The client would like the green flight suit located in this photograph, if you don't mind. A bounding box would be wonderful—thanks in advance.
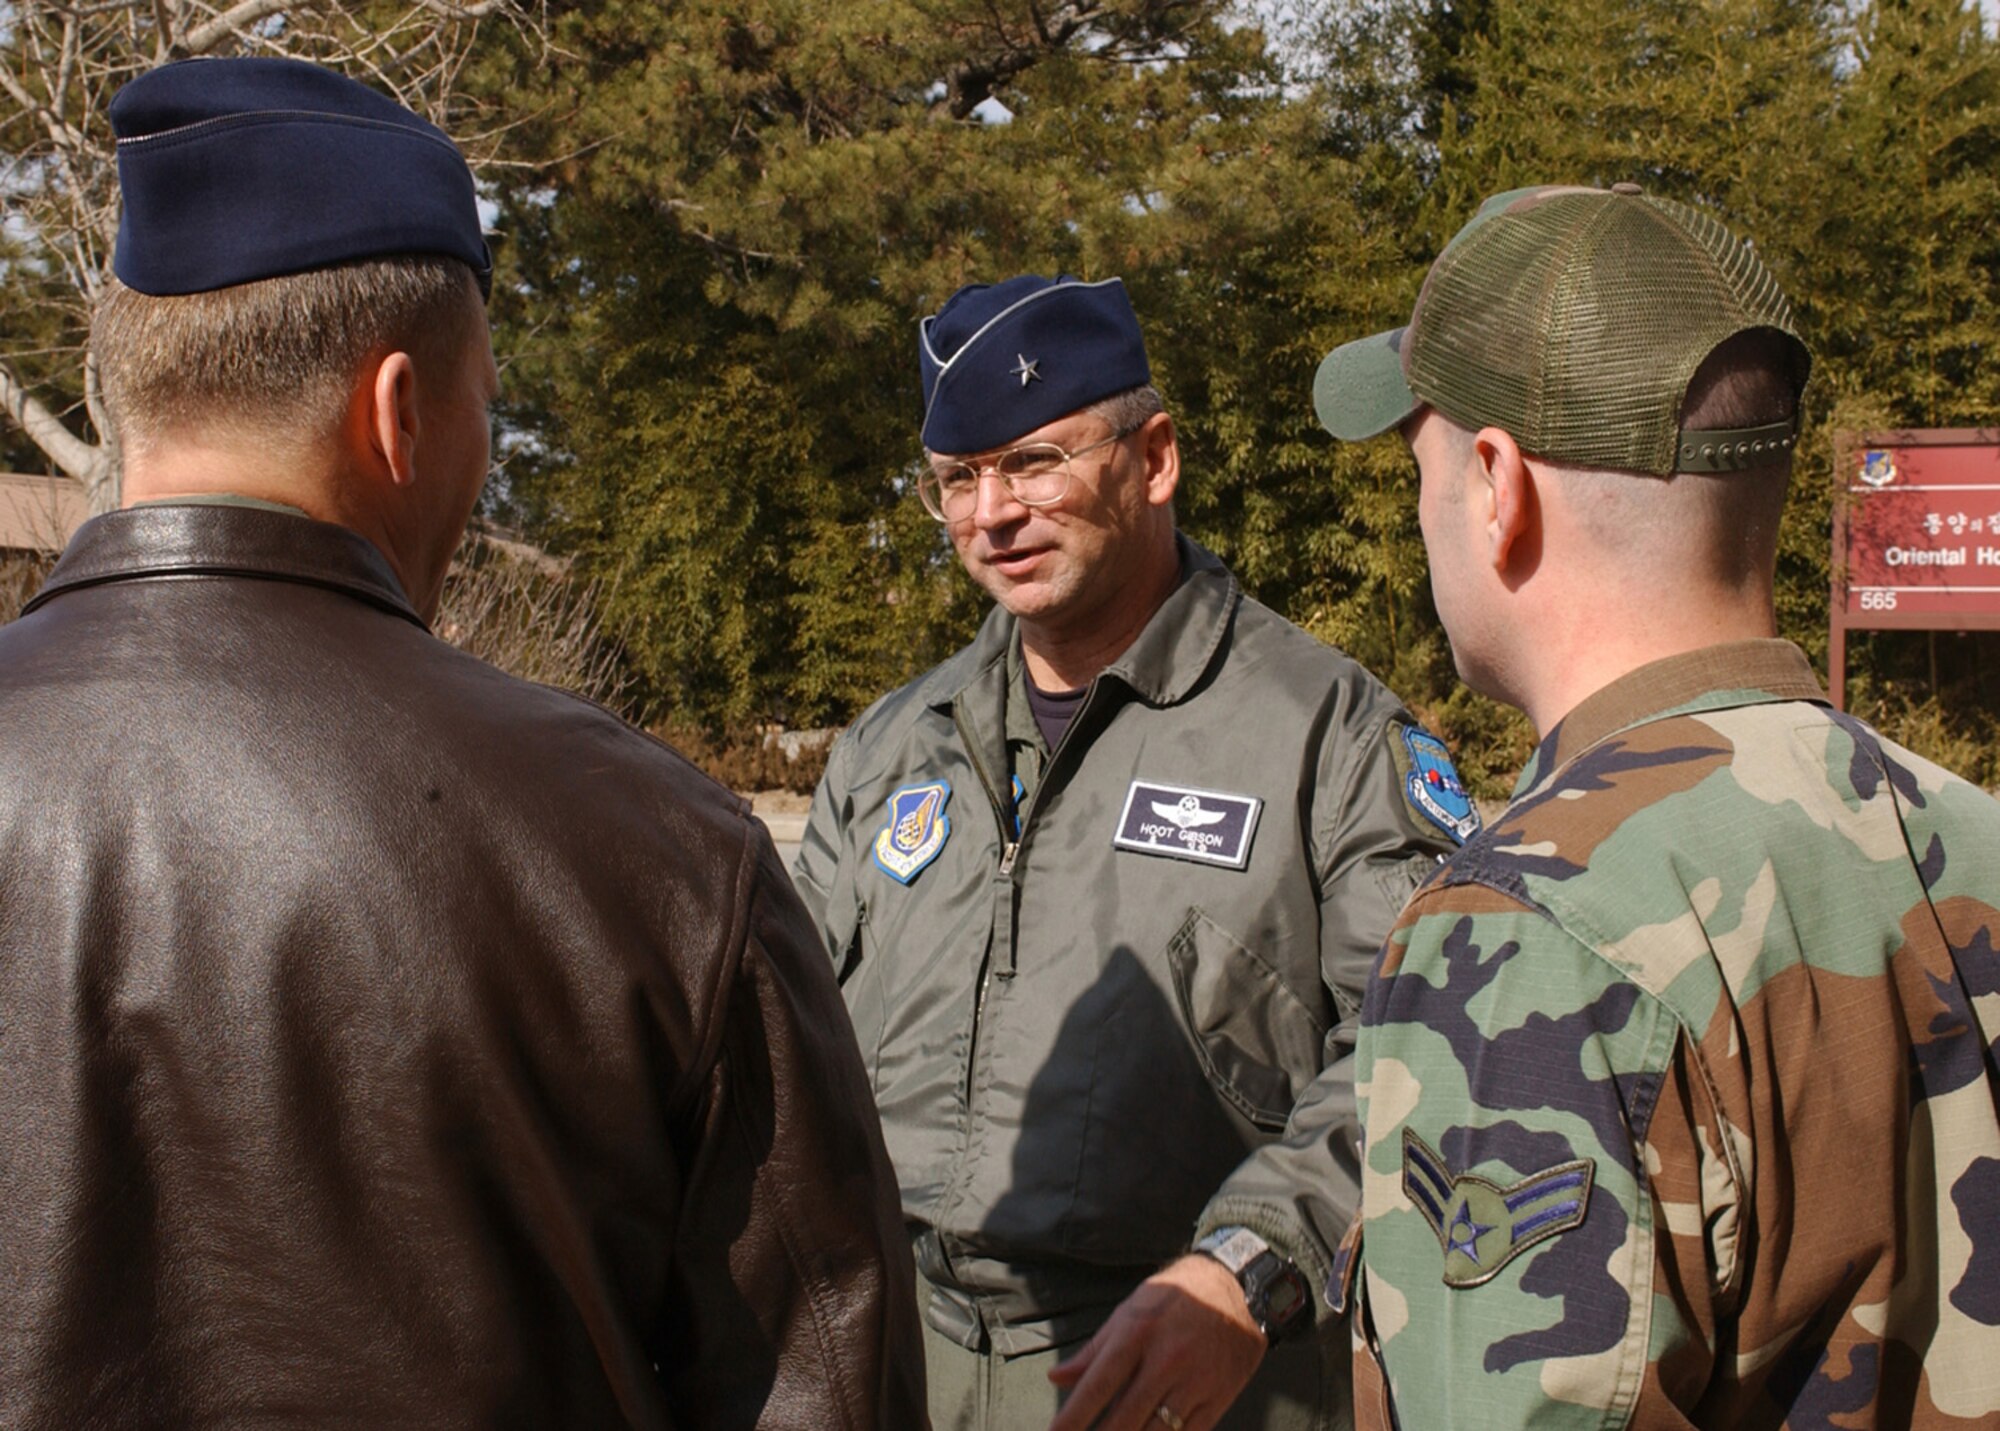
[793,538,1463,1425]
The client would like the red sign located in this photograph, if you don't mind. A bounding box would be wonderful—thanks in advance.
[1841,441,2000,617]
[1830,430,2000,709]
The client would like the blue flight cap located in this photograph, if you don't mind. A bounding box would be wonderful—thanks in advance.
[918,275,1151,453]
[110,57,492,299]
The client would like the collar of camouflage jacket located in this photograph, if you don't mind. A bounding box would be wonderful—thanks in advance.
[1516,639,1828,800]
[920,532,1241,710]
[28,502,423,628]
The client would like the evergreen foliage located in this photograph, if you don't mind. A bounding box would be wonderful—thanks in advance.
[7,0,1996,784]
[478,0,1420,725]
[474,0,2000,786]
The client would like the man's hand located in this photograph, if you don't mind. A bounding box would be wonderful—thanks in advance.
[1046,1253,1266,1431]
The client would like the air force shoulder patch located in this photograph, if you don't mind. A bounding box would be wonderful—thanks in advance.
[873,780,951,885]
[1396,725,1481,844]
[1403,1130,1594,1289]
[1113,780,1262,870]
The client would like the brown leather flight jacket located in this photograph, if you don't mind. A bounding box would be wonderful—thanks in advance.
[0,507,924,1429]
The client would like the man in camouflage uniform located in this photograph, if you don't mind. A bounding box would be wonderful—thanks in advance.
[1312,184,2000,1426]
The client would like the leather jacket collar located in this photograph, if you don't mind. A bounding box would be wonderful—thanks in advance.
[28,504,423,628]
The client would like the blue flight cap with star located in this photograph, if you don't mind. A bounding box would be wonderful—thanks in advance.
[110,56,492,299]
[918,275,1151,454]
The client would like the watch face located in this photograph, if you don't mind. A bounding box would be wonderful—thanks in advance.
[1260,1264,1311,1334]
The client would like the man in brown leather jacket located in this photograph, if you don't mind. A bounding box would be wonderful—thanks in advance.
[0,56,923,1429]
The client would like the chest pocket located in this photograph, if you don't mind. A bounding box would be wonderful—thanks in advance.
[1166,907,1328,1131]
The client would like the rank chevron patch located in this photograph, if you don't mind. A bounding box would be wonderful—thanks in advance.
[1402,1129,1595,1289]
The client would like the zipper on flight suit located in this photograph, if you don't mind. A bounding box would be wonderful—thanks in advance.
[1002,677,1102,867]
[935,677,1109,1298]
[956,675,1112,967]
[955,674,1109,1026]
[953,702,1024,937]
[952,703,1018,1123]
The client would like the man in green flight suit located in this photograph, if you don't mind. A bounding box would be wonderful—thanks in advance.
[792,275,1473,1430]
[1314,184,2000,1427]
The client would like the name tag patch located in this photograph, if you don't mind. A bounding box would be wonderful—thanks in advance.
[1113,780,1262,870]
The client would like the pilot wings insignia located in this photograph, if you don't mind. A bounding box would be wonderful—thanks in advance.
[1151,795,1227,830]
[1402,1130,1594,1289]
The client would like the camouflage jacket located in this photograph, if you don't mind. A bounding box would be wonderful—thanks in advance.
[1342,641,2000,1428]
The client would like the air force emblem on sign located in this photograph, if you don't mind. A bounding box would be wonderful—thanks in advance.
[1859,449,1898,489]
[1402,1130,1595,1289]
[873,780,951,885]
[1398,725,1481,844]
[1113,780,1261,869]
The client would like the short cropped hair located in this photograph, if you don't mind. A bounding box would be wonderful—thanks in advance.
[1554,329,1804,586]
[1679,327,1804,434]
[1083,383,1172,520]
[1085,383,1166,436]
[93,256,479,451]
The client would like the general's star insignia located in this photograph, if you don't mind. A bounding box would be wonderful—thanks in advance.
[1402,1129,1594,1288]
[1012,354,1042,387]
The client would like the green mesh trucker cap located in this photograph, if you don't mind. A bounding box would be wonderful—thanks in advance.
[1313,184,1810,476]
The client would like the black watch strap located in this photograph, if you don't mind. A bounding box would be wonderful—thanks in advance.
[1194,1226,1313,1344]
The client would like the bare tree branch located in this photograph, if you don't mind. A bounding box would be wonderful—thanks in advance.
[151,0,176,64]
[417,0,510,18]
[0,360,107,489]
[915,0,1210,120]
[928,0,1106,120]
[179,0,302,56]
[0,56,94,158]
[0,3,543,509]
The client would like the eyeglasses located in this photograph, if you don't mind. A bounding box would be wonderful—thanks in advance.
[917,427,1137,522]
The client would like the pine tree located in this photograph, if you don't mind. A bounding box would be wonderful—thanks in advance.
[479,1,1405,727]
[1806,0,2000,758]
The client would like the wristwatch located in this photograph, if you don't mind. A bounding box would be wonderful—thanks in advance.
[1194,1225,1312,1345]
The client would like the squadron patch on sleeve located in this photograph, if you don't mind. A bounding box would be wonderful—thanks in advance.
[1113,780,1262,869]
[872,780,952,885]
[1402,1130,1594,1289]
[1394,724,1482,844]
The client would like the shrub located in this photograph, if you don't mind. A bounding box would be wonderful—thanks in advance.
[434,528,634,717]
[0,552,53,625]
[651,719,835,795]
[1412,685,1539,807]
[1848,685,2000,792]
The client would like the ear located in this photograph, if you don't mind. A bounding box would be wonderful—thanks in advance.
[368,351,421,488]
[1139,410,1180,509]
[1472,426,1536,576]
